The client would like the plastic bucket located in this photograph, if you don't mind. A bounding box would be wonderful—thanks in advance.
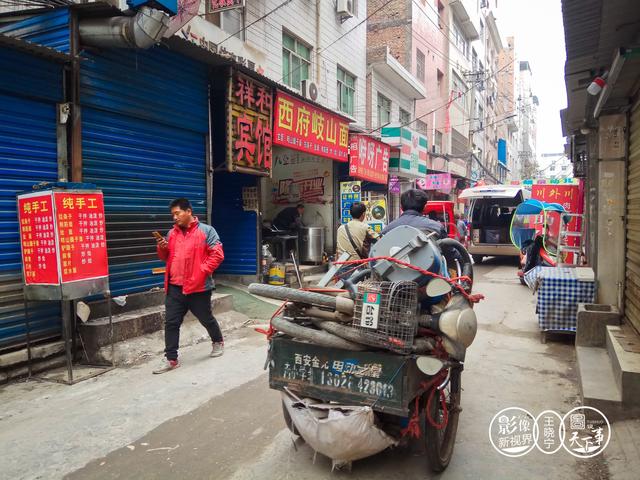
[268,263,285,285]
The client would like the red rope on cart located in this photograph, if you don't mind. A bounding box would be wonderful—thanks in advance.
[400,369,449,439]
[333,256,485,305]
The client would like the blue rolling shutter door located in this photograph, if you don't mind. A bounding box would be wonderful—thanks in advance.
[80,47,209,295]
[0,48,62,349]
[213,173,258,275]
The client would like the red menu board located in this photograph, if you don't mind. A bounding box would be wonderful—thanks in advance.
[53,192,109,283]
[348,135,390,184]
[17,190,109,286]
[273,91,350,162]
[18,192,58,285]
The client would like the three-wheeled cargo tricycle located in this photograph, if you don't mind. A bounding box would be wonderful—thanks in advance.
[250,224,480,472]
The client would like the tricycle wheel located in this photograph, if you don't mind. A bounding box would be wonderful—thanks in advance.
[424,366,462,473]
[281,399,301,436]
[472,254,483,264]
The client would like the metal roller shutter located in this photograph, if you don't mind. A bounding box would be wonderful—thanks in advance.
[0,48,62,349]
[625,101,640,332]
[213,173,258,275]
[80,47,209,295]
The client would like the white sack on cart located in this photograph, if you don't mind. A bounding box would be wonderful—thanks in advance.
[282,391,397,467]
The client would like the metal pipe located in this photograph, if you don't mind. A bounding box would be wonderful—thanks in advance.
[303,306,351,322]
[79,7,169,49]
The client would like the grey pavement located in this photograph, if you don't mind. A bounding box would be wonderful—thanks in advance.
[0,258,637,479]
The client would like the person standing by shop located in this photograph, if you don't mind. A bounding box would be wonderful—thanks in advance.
[272,204,305,231]
[153,198,225,374]
[336,202,378,260]
[455,213,468,243]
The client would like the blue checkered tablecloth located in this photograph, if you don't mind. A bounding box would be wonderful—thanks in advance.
[525,267,595,332]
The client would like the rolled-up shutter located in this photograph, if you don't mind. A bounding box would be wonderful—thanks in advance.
[625,101,640,332]
[0,48,62,349]
[80,47,208,295]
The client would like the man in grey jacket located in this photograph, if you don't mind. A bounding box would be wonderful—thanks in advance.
[381,189,447,238]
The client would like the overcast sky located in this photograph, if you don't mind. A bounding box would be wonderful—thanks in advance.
[495,0,567,168]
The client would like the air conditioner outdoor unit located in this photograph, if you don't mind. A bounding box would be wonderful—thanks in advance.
[300,79,319,101]
[336,0,354,19]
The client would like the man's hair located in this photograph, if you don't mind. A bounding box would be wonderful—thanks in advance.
[169,198,192,211]
[296,203,304,209]
[400,189,428,212]
[350,202,367,219]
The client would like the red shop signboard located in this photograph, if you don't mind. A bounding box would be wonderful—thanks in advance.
[228,70,273,175]
[348,135,390,185]
[273,91,350,162]
[17,191,109,285]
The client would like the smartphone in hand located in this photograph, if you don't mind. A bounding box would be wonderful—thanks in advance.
[153,231,168,248]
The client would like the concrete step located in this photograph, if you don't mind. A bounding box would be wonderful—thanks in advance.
[285,263,328,276]
[576,345,622,417]
[301,273,328,287]
[78,293,235,352]
[606,325,640,407]
[0,340,67,383]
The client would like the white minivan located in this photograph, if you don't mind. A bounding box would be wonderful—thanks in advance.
[459,185,531,263]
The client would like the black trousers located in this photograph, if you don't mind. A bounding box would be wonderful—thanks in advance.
[164,284,224,360]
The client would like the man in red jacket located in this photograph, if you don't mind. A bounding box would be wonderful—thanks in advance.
[153,198,225,374]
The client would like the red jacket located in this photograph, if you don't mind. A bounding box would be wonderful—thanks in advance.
[157,218,224,294]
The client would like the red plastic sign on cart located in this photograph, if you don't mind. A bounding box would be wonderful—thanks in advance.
[18,191,109,285]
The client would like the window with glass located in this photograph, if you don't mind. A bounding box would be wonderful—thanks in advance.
[377,93,391,126]
[435,130,443,153]
[207,8,244,40]
[452,71,466,107]
[337,67,356,116]
[282,32,311,90]
[399,107,411,125]
[415,119,428,135]
[416,49,425,84]
[452,19,469,58]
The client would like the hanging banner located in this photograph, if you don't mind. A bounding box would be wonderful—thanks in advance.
[208,0,244,14]
[348,135,390,184]
[416,173,452,193]
[380,125,427,179]
[17,190,109,287]
[340,181,362,224]
[227,69,273,175]
[273,91,350,162]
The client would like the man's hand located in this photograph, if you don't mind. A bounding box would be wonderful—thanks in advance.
[156,237,168,249]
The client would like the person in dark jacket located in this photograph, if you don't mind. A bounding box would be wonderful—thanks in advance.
[272,204,305,231]
[381,189,447,238]
[153,198,225,374]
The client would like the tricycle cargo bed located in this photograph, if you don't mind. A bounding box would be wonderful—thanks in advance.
[268,336,427,416]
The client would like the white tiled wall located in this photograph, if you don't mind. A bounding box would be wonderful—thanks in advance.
[370,71,415,130]
[243,0,368,128]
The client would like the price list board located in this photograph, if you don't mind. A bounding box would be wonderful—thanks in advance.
[17,192,59,285]
[17,190,109,295]
[53,192,108,283]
